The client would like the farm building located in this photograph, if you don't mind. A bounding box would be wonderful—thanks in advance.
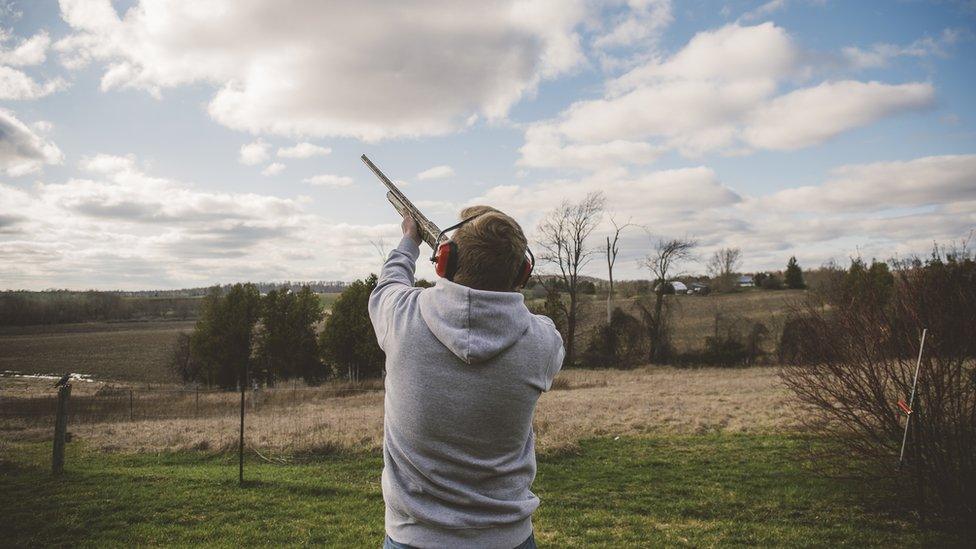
[738,275,755,287]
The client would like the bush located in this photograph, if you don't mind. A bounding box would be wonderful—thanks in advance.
[696,314,767,367]
[582,308,644,368]
[760,274,784,290]
[780,251,976,522]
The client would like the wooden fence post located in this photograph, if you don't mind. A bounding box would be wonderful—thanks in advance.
[52,384,71,476]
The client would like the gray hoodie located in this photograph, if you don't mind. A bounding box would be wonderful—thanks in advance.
[368,236,565,548]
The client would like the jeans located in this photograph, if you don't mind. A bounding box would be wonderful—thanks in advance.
[383,532,537,549]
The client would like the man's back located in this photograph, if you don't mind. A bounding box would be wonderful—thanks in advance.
[369,237,564,548]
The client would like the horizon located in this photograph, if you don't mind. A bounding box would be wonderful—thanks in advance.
[1,0,974,291]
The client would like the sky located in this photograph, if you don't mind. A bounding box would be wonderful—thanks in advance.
[0,0,974,290]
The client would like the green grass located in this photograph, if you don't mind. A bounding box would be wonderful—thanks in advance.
[2,434,967,547]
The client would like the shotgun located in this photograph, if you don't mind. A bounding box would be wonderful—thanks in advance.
[361,154,445,251]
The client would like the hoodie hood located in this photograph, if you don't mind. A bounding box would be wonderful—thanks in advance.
[418,278,532,364]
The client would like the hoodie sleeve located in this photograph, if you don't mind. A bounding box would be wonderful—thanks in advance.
[369,236,421,350]
[536,315,566,391]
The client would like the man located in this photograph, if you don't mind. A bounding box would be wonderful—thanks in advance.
[369,206,565,549]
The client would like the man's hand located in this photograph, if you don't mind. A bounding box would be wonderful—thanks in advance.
[402,215,421,246]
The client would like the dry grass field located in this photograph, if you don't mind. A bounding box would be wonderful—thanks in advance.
[662,289,806,352]
[531,288,807,357]
[0,366,797,455]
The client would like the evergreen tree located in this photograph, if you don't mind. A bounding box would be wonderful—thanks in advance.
[254,286,326,385]
[785,256,806,289]
[189,283,261,389]
[318,274,385,381]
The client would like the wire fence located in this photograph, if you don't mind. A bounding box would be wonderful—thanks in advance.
[0,380,386,458]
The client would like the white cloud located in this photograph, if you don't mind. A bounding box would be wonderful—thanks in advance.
[0,153,419,288]
[55,0,588,140]
[277,142,332,159]
[842,28,962,69]
[303,174,354,187]
[80,152,137,175]
[0,66,67,100]
[740,0,787,22]
[521,23,937,169]
[593,0,673,50]
[742,80,934,150]
[238,139,270,165]
[0,30,51,66]
[474,166,741,221]
[261,162,285,176]
[416,165,455,180]
[0,108,64,176]
[519,125,662,170]
[760,154,976,212]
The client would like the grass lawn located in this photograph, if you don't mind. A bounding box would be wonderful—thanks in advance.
[1,434,967,547]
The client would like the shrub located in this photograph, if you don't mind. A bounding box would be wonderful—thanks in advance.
[697,314,767,367]
[780,250,976,522]
[582,308,644,368]
[760,274,784,290]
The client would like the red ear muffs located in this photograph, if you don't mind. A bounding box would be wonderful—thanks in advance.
[514,256,534,289]
[434,241,460,280]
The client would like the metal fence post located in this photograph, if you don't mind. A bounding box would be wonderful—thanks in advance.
[52,384,71,476]
[239,363,247,486]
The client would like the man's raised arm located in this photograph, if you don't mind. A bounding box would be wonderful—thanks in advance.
[367,216,422,349]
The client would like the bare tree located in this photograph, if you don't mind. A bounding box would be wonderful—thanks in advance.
[707,247,742,292]
[369,238,389,266]
[605,216,634,324]
[537,192,606,367]
[639,237,696,363]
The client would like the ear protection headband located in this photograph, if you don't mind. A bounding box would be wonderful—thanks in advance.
[430,213,535,289]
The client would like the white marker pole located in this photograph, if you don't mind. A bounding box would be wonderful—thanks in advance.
[899,328,928,466]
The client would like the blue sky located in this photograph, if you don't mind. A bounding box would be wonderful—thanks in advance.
[0,0,973,290]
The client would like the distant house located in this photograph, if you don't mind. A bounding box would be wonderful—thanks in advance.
[738,275,755,287]
[688,282,710,295]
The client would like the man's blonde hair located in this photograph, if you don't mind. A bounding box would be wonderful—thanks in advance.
[451,205,528,292]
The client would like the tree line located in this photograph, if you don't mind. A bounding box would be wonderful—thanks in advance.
[0,291,200,326]
[172,279,386,389]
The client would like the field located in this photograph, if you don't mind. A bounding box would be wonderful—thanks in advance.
[0,321,195,383]
[2,288,969,545]
[661,289,805,352]
[528,288,806,355]
[1,435,966,547]
[0,292,342,384]
[1,367,795,454]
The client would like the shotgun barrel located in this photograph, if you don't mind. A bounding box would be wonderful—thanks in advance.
[361,154,444,251]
